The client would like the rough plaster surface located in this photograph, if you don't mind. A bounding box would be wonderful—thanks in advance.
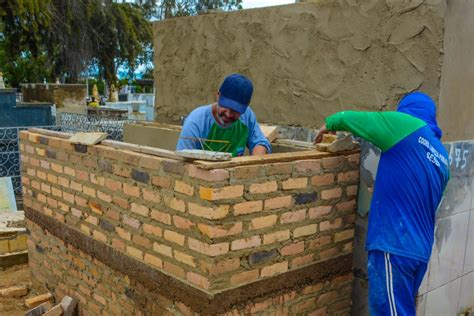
[153,0,445,128]
[438,0,474,141]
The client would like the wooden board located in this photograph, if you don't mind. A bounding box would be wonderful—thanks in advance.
[28,128,71,139]
[260,125,279,143]
[193,150,340,169]
[101,140,183,160]
[176,149,232,161]
[69,132,107,145]
[274,139,315,149]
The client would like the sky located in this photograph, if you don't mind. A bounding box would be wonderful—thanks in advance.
[241,0,295,9]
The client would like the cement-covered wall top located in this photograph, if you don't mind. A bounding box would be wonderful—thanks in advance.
[153,1,445,128]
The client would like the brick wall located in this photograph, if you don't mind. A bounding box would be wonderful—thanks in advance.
[20,129,359,314]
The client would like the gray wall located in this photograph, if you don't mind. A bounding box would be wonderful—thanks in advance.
[153,0,445,128]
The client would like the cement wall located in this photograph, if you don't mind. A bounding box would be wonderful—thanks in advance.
[153,1,445,128]
[22,84,86,109]
[437,0,474,141]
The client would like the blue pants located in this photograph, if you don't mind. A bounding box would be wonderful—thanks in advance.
[368,250,428,316]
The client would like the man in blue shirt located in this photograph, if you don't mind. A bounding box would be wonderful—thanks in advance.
[315,92,449,315]
[176,74,271,157]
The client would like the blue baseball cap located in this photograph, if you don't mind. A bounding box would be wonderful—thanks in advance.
[218,74,253,114]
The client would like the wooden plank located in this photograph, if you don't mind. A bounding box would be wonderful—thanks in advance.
[274,139,315,149]
[25,292,54,308]
[101,140,184,161]
[28,128,71,139]
[25,302,52,316]
[193,150,340,169]
[43,303,63,316]
[260,125,279,143]
[68,132,107,145]
[176,149,232,161]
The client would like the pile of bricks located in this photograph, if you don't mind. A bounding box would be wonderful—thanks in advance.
[20,129,359,315]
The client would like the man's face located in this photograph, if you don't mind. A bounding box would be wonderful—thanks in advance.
[216,104,241,127]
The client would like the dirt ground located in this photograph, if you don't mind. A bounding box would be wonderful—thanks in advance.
[0,264,36,316]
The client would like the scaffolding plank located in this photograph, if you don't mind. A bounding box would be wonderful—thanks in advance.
[101,140,183,160]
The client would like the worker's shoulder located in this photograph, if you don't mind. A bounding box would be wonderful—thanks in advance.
[186,104,213,121]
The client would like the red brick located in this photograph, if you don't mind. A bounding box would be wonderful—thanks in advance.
[335,229,355,242]
[231,236,261,250]
[293,224,317,238]
[322,156,346,169]
[233,165,264,179]
[187,165,229,181]
[90,174,105,186]
[319,247,339,260]
[263,230,290,244]
[71,208,82,218]
[295,159,321,173]
[144,253,163,268]
[280,241,305,256]
[113,164,131,177]
[260,261,288,277]
[311,174,335,187]
[37,170,46,180]
[188,203,230,219]
[282,177,308,190]
[308,206,332,219]
[41,183,51,194]
[85,215,98,226]
[164,230,185,246]
[151,210,172,225]
[47,173,57,184]
[40,160,50,170]
[336,199,356,213]
[123,183,140,197]
[113,196,129,210]
[175,250,196,267]
[131,203,149,216]
[133,234,151,248]
[187,272,210,289]
[89,201,103,214]
[163,261,186,279]
[321,187,342,200]
[164,197,186,212]
[347,153,360,167]
[126,245,143,260]
[319,218,343,231]
[337,170,359,183]
[230,269,259,286]
[138,156,161,170]
[266,163,293,175]
[250,215,277,230]
[346,185,358,197]
[70,180,82,192]
[92,230,107,243]
[97,191,112,203]
[280,209,306,224]
[29,157,39,167]
[151,175,172,188]
[76,170,89,181]
[173,215,195,230]
[142,189,161,203]
[291,254,314,268]
[316,291,338,304]
[264,196,292,210]
[153,242,172,257]
[123,215,141,230]
[199,185,244,201]
[64,166,75,177]
[249,181,278,194]
[74,195,87,207]
[188,238,229,257]
[307,236,332,250]
[115,227,131,241]
[143,223,163,237]
[58,177,69,188]
[83,186,96,198]
[197,222,242,238]
[302,283,324,295]
[233,200,263,215]
[105,178,122,191]
[200,258,241,276]
[175,180,194,196]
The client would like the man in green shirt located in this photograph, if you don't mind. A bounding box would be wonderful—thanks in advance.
[176,74,271,157]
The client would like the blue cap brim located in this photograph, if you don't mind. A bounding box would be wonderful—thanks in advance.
[218,95,248,114]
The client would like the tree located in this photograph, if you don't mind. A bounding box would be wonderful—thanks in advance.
[0,0,151,87]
